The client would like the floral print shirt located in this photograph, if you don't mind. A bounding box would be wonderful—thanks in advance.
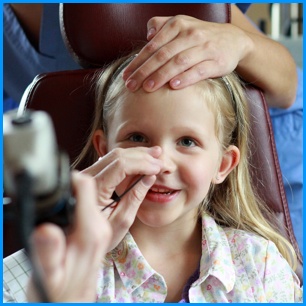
[3,214,302,303]
[96,214,302,303]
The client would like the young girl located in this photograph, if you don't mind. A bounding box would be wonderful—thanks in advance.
[73,51,302,302]
[3,51,302,303]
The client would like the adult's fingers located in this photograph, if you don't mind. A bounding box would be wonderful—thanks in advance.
[63,173,112,297]
[146,16,172,40]
[95,158,160,207]
[123,16,211,92]
[28,172,112,302]
[109,175,156,225]
[82,147,163,208]
[169,59,235,90]
[123,16,174,82]
[138,44,214,92]
[67,172,112,258]
[31,224,66,284]
[52,173,111,301]
[103,175,156,251]
[82,146,162,177]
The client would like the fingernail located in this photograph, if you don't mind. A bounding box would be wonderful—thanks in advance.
[142,175,156,187]
[145,79,155,90]
[170,79,181,88]
[126,79,137,91]
[147,27,156,40]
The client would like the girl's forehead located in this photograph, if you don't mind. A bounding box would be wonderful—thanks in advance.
[114,85,216,126]
[120,84,219,121]
[124,83,207,104]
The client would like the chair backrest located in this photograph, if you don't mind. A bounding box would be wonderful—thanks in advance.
[11,4,302,282]
[59,3,230,68]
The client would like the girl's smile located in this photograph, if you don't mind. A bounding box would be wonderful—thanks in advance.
[145,184,180,204]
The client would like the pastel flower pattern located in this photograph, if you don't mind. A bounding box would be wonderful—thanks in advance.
[95,213,302,303]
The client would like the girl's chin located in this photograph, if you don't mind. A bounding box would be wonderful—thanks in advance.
[135,214,175,229]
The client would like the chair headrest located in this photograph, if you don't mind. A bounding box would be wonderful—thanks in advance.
[60,3,230,68]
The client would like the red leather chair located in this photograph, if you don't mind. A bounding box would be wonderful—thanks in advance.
[6,4,302,282]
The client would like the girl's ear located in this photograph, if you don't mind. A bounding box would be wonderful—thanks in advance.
[92,129,107,157]
[212,145,240,184]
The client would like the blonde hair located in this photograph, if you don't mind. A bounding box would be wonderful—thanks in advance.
[73,51,297,270]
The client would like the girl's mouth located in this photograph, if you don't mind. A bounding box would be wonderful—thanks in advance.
[145,185,179,203]
[150,186,175,195]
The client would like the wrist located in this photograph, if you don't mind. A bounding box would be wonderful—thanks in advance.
[236,29,255,71]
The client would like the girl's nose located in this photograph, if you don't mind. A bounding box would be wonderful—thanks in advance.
[158,150,177,174]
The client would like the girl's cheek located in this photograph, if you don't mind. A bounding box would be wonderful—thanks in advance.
[183,165,213,192]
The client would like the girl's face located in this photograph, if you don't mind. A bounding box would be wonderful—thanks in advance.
[103,85,237,228]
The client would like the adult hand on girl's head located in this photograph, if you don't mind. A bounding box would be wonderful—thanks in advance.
[27,172,112,302]
[123,15,252,93]
[82,146,163,251]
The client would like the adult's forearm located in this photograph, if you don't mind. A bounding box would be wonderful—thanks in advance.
[232,5,297,108]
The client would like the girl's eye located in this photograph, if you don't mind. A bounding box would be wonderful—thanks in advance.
[129,134,146,143]
[178,138,196,147]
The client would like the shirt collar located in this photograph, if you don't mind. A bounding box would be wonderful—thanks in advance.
[114,232,161,294]
[113,214,236,294]
[195,213,236,292]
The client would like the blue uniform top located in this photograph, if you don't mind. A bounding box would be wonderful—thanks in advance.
[3,4,81,109]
